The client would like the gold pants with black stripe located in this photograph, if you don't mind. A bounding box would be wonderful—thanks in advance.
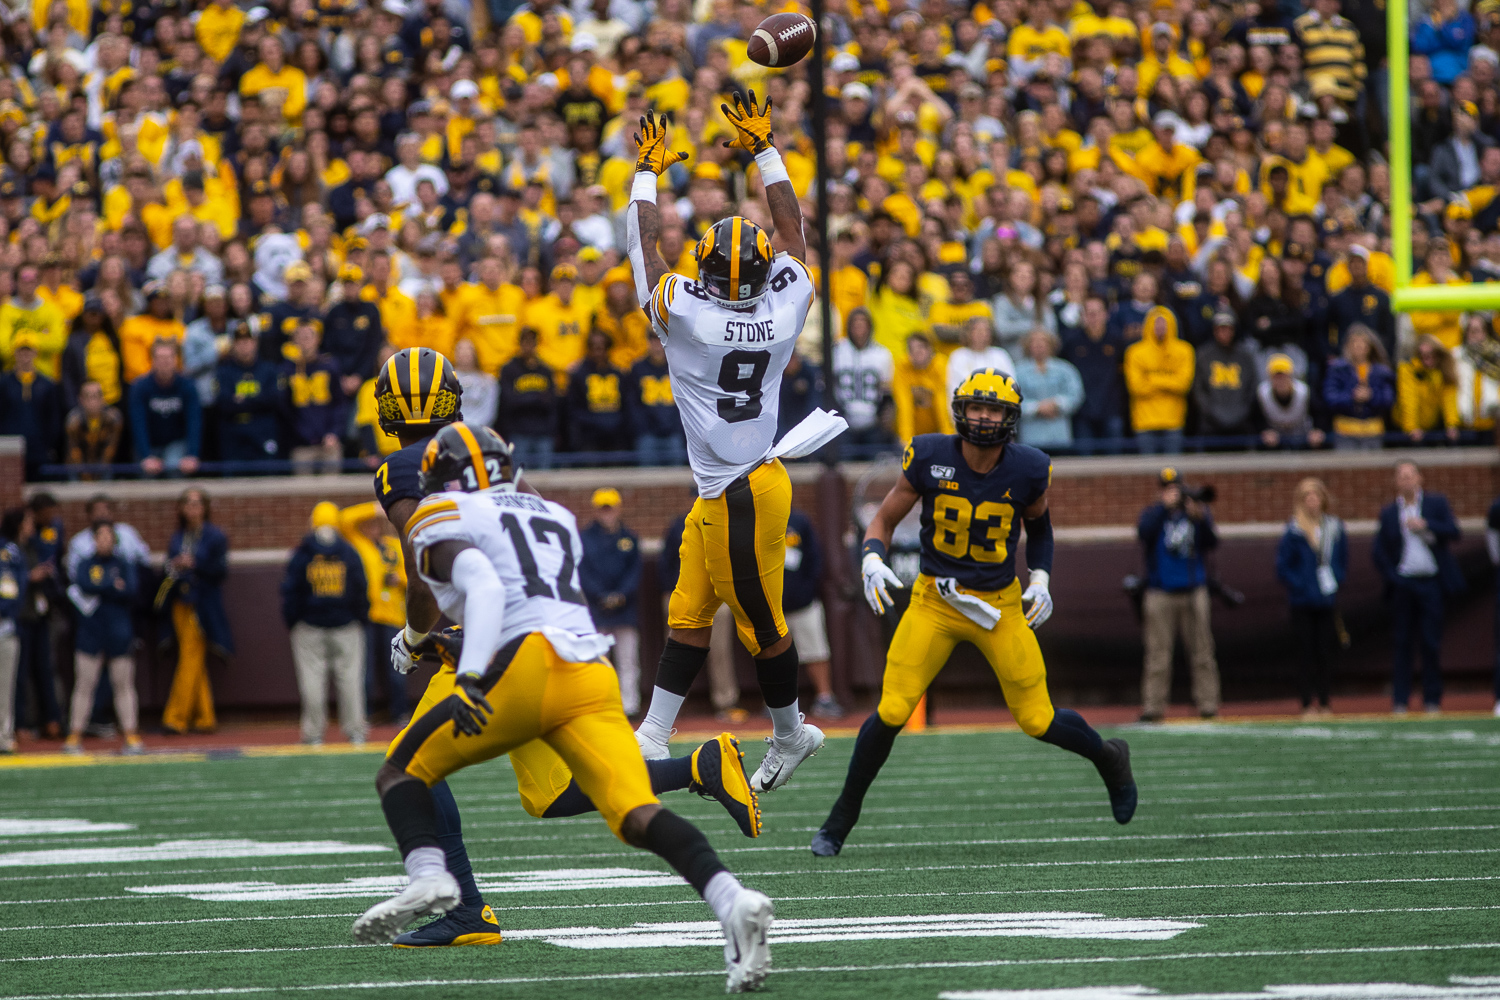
[877,575,1056,737]
[668,459,791,655]
[386,633,658,839]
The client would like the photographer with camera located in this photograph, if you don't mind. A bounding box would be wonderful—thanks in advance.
[1137,468,1222,722]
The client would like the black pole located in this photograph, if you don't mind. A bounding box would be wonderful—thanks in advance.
[807,0,836,467]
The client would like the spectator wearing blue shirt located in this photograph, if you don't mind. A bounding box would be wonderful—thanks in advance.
[1323,326,1395,450]
[1137,467,1221,722]
[0,335,61,478]
[579,488,642,715]
[0,511,27,753]
[1063,295,1126,454]
[63,524,143,756]
[1412,0,1476,86]
[783,509,841,718]
[1373,462,1464,714]
[129,339,202,476]
[15,497,63,740]
[282,502,370,745]
[1013,329,1084,448]
[627,334,684,466]
[279,322,347,475]
[1275,479,1348,719]
[215,327,283,468]
[567,331,631,457]
[161,489,233,735]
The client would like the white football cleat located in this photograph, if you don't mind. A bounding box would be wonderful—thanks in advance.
[351,872,461,944]
[749,718,824,792]
[635,727,672,761]
[722,889,773,993]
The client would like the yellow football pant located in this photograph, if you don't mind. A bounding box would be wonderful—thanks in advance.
[668,459,791,655]
[878,575,1056,737]
[387,633,658,839]
[162,601,215,732]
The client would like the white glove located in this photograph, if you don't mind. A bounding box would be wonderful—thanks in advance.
[861,551,904,615]
[1022,569,1053,630]
[390,626,427,675]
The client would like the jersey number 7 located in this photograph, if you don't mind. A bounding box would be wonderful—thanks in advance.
[717,349,771,423]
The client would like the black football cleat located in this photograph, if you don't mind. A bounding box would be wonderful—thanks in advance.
[391,902,502,947]
[1096,737,1138,824]
[690,733,762,838]
[810,827,844,857]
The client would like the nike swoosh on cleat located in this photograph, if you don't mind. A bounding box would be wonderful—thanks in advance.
[760,765,783,787]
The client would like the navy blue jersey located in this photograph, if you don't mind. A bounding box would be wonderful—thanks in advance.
[900,434,1052,591]
[374,436,434,518]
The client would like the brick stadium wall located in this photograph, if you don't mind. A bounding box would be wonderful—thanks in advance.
[19,447,1499,552]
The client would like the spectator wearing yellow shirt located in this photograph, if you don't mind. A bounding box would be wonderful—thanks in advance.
[455,256,526,374]
[869,259,929,357]
[892,333,954,443]
[0,265,69,379]
[239,36,308,127]
[827,232,870,326]
[572,246,608,321]
[353,344,402,463]
[928,271,994,361]
[1131,115,1202,202]
[1408,243,1467,350]
[362,253,417,344]
[1138,22,1200,96]
[337,500,409,724]
[391,289,457,360]
[527,263,590,383]
[119,286,187,383]
[1007,7,1072,79]
[591,268,650,370]
[1396,336,1461,443]
[196,0,245,63]
[37,255,82,324]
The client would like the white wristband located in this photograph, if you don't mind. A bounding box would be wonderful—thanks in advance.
[403,625,429,647]
[754,146,789,187]
[631,171,658,203]
[1028,569,1050,590]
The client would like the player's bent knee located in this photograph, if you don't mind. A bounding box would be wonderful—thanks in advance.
[620,802,661,847]
[1015,703,1055,738]
[876,695,915,728]
[374,760,413,798]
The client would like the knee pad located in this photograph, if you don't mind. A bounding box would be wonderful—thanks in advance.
[1015,701,1055,738]
[876,693,916,728]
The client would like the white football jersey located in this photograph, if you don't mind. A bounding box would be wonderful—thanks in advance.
[406,490,602,654]
[647,253,815,498]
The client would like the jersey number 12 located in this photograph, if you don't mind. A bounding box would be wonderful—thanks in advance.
[500,513,586,605]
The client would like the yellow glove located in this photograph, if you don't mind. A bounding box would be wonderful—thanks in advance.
[721,90,775,154]
[634,109,689,175]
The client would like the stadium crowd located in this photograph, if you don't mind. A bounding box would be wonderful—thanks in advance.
[0,0,1496,476]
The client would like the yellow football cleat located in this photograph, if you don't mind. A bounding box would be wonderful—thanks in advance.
[690,733,762,838]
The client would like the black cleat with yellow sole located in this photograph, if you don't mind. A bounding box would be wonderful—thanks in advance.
[392,903,503,947]
[689,733,762,838]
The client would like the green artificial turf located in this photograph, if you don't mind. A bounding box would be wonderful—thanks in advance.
[1,718,1498,1000]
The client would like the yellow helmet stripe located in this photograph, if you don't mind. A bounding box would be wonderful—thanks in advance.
[407,347,423,415]
[453,423,490,490]
[386,354,413,420]
[422,351,443,418]
[729,218,742,301]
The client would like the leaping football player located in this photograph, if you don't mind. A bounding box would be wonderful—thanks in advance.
[626,97,831,791]
[356,424,774,993]
[371,348,761,950]
[811,371,1138,857]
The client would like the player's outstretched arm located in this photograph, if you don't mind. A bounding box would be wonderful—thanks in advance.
[860,475,920,615]
[723,91,805,261]
[625,109,687,309]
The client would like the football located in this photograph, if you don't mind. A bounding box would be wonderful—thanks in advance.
[747,11,817,68]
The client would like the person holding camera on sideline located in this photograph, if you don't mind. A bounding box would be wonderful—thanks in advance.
[1137,468,1221,722]
[1275,479,1347,719]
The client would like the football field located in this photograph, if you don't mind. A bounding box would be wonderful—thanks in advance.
[2,717,1499,1000]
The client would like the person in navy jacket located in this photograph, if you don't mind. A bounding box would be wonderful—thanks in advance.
[0,516,27,753]
[579,488,642,715]
[1275,479,1348,718]
[65,523,143,755]
[1372,461,1463,713]
[161,489,233,734]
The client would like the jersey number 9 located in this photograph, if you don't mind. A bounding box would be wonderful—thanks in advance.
[933,496,1015,564]
[716,349,772,423]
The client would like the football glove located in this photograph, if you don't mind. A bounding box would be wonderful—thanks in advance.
[721,90,775,154]
[634,109,689,175]
[390,628,424,675]
[414,626,465,670]
[451,673,493,737]
[861,551,904,616]
[1022,570,1053,630]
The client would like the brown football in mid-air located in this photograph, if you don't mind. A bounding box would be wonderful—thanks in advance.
[747,12,817,67]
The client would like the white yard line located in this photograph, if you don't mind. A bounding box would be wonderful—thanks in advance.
[4,942,1500,997]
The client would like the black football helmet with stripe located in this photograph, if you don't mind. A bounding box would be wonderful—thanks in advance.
[375,347,462,437]
[694,216,774,309]
[418,423,520,496]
